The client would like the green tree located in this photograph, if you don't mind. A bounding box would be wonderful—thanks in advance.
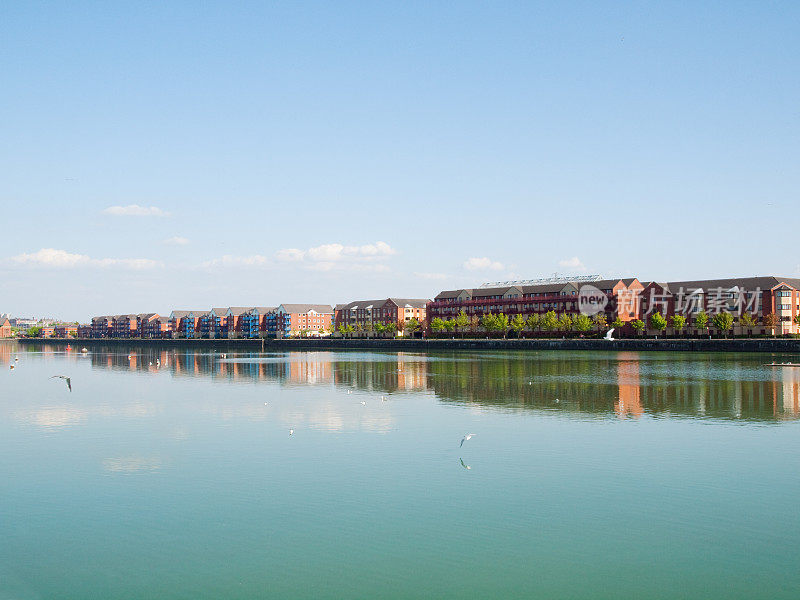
[573,314,592,333]
[712,311,734,337]
[510,314,526,337]
[739,312,756,330]
[454,310,470,338]
[794,314,800,328]
[694,311,709,334]
[431,317,446,336]
[541,310,558,333]
[631,319,645,336]
[611,316,624,330]
[593,313,607,331]
[405,318,421,337]
[481,313,499,335]
[469,315,481,336]
[386,322,398,337]
[444,319,456,335]
[525,314,540,335]
[27,326,42,337]
[670,314,687,336]
[496,313,510,338]
[365,321,374,337]
[649,312,668,335]
[558,313,573,334]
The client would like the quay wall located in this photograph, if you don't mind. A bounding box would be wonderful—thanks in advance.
[17,337,800,353]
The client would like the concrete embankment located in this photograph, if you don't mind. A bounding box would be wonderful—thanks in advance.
[17,337,800,353]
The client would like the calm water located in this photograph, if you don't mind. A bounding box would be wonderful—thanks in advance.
[2,342,800,599]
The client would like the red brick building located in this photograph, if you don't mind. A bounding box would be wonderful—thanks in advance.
[53,324,78,337]
[273,304,334,338]
[428,278,643,330]
[0,318,12,338]
[335,298,430,336]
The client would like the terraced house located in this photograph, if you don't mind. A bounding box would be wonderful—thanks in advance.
[198,308,227,338]
[335,298,430,335]
[272,304,334,338]
[169,310,204,338]
[244,307,276,338]
[140,314,170,338]
[429,278,644,324]
[638,276,800,335]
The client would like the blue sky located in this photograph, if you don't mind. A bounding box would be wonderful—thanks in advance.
[1,1,798,320]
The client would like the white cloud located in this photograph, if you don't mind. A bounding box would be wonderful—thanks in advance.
[414,272,449,280]
[463,257,505,271]
[274,241,396,271]
[558,256,586,270]
[163,236,189,246]
[102,204,170,217]
[201,254,270,268]
[10,248,161,270]
[275,248,305,262]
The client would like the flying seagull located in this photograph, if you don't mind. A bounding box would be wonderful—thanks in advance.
[460,458,472,470]
[604,328,615,341]
[51,375,72,392]
[289,429,294,436]
[460,433,476,447]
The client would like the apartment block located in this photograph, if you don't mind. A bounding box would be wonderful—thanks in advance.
[335,298,430,335]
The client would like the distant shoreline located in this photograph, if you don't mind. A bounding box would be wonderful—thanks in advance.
[15,337,800,353]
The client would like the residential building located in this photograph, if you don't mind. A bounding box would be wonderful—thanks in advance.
[224,307,254,339]
[111,314,139,338]
[168,310,204,338]
[639,276,800,335]
[335,298,430,335]
[245,307,276,338]
[40,326,55,338]
[91,315,115,338]
[77,324,92,338]
[137,314,164,338]
[272,304,334,338]
[428,278,643,328]
[53,324,78,337]
[198,308,227,338]
[0,317,12,338]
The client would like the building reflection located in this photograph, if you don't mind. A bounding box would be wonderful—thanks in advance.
[13,343,800,422]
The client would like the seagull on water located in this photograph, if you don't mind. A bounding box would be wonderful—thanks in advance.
[51,375,72,392]
[460,433,476,447]
[360,401,367,406]
[289,429,294,436]
[604,328,615,341]
[381,396,387,402]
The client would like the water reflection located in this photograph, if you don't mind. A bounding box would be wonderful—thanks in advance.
[9,343,800,422]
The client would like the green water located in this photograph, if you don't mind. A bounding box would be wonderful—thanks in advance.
[2,343,800,599]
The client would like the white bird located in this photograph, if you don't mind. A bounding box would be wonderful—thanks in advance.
[347,390,352,394]
[555,398,560,403]
[289,429,294,436]
[360,401,367,406]
[127,355,132,359]
[460,433,476,447]
[149,362,152,366]
[14,356,18,362]
[604,328,615,341]
[81,347,88,353]
[51,375,72,392]
[381,396,387,402]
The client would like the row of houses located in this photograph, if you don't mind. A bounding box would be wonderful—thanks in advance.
[429,275,800,335]
[82,298,431,339]
[17,274,800,339]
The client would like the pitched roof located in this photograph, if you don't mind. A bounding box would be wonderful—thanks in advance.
[388,298,430,309]
[226,307,253,316]
[170,310,205,318]
[665,276,800,292]
[279,303,334,314]
[252,306,276,314]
